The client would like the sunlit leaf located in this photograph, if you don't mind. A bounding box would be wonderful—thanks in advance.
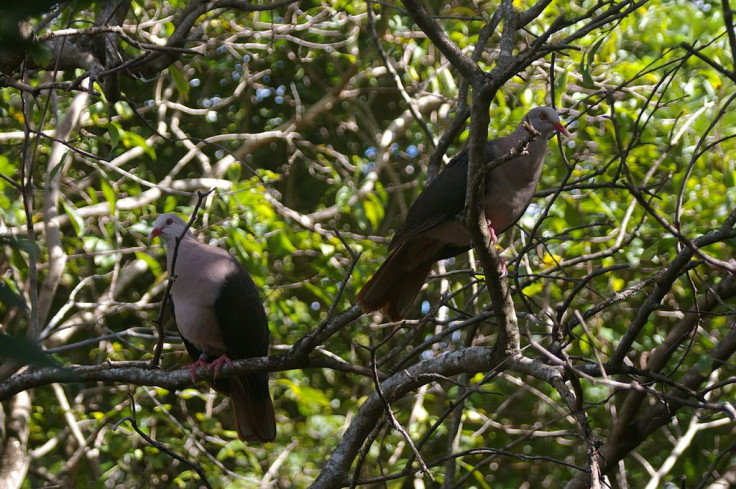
[62,201,85,237]
[100,178,117,214]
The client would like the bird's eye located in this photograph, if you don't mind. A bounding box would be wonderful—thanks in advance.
[540,112,548,120]
[165,218,173,225]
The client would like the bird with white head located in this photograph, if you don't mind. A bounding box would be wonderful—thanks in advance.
[149,213,276,443]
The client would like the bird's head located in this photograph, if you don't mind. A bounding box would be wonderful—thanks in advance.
[526,106,570,138]
[149,213,191,242]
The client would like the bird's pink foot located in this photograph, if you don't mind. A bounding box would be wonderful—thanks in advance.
[208,354,235,378]
[185,355,209,383]
[485,219,499,244]
[499,257,508,277]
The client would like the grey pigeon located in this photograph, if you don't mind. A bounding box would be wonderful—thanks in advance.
[149,214,276,442]
[357,106,569,321]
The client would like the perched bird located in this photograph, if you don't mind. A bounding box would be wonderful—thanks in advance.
[149,214,276,442]
[357,106,569,321]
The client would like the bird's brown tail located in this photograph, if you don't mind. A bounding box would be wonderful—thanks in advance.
[229,374,276,443]
[357,247,435,321]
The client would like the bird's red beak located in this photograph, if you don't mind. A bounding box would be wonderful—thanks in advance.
[149,227,162,240]
[554,122,570,138]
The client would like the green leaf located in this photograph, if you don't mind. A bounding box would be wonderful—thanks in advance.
[563,197,581,227]
[0,155,13,189]
[696,354,712,374]
[136,251,162,277]
[62,201,85,237]
[361,193,385,231]
[122,131,156,160]
[580,36,605,88]
[48,161,64,181]
[725,170,736,188]
[93,80,106,103]
[303,282,332,304]
[266,231,296,254]
[277,378,331,416]
[335,186,352,209]
[83,236,116,268]
[30,44,52,68]
[114,101,134,119]
[168,64,190,100]
[163,195,178,213]
[0,236,36,256]
[522,281,544,297]
[108,122,121,149]
[100,178,116,214]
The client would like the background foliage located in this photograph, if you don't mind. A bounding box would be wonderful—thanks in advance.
[0,0,734,488]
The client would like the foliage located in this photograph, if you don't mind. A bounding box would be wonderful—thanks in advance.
[0,0,734,488]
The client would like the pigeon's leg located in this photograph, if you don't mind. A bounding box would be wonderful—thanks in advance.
[499,258,508,277]
[184,354,209,383]
[485,218,499,244]
[208,354,235,378]
[484,218,507,276]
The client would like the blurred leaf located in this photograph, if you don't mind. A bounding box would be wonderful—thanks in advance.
[135,251,162,277]
[277,378,330,416]
[100,178,116,214]
[114,100,134,119]
[122,131,155,159]
[169,64,190,100]
[62,201,85,237]
[581,36,605,88]
[360,193,385,231]
[697,354,712,374]
[82,236,116,268]
[266,231,296,254]
[108,122,121,150]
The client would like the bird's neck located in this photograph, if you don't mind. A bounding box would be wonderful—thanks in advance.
[511,121,546,142]
[165,234,195,272]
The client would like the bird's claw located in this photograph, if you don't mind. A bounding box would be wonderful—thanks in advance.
[185,356,209,384]
[209,354,235,378]
[485,219,498,244]
[184,354,235,383]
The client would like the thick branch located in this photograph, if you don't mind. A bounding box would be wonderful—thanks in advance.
[309,346,500,489]
[400,0,483,82]
[0,392,31,489]
[464,85,521,357]
[565,326,736,489]
[610,225,736,366]
[0,349,372,403]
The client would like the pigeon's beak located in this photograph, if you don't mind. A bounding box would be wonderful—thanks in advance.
[149,227,162,240]
[554,122,570,138]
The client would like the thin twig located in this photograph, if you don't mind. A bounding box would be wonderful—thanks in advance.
[115,395,212,489]
[324,228,362,322]
[367,342,435,482]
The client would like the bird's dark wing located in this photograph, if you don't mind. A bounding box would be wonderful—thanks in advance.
[213,262,270,361]
[212,261,271,402]
[388,150,470,251]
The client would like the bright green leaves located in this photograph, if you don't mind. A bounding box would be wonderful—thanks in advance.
[580,36,607,88]
[358,191,385,231]
[278,377,331,416]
